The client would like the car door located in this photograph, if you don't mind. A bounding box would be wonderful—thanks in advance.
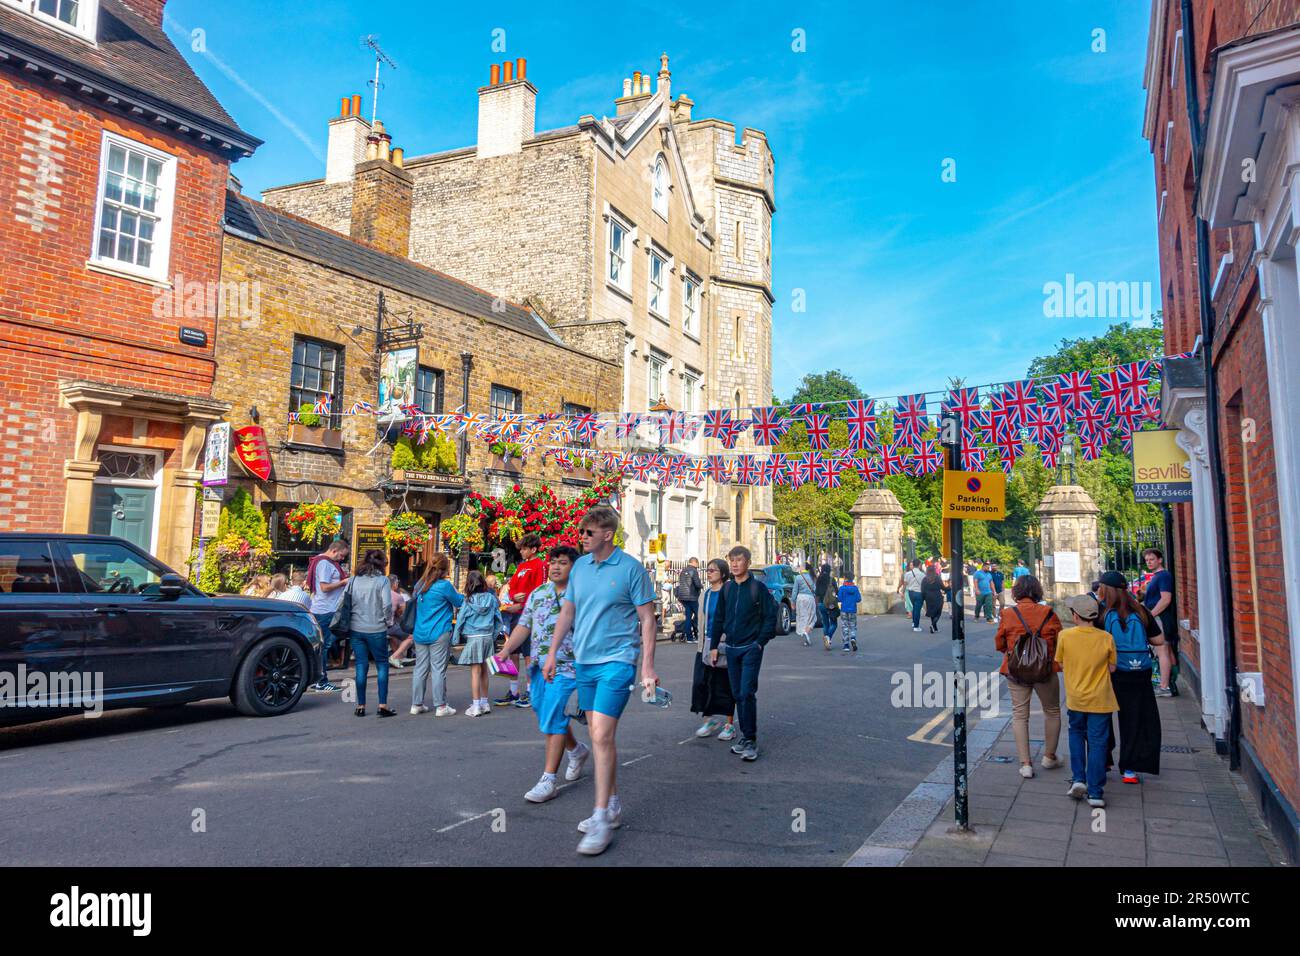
[61,538,225,703]
[0,539,88,718]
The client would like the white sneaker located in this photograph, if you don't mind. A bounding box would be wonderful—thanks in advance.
[1087,796,1106,808]
[1019,764,1034,779]
[564,744,589,782]
[577,804,623,833]
[409,704,429,716]
[1041,755,1061,770]
[912,626,921,632]
[1067,781,1087,800]
[695,717,723,738]
[577,814,614,855]
[481,702,492,714]
[718,723,737,742]
[389,654,404,667]
[434,705,457,717]
[525,775,558,803]
[464,703,482,717]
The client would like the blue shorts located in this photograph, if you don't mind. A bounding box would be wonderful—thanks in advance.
[574,661,637,719]
[530,665,576,736]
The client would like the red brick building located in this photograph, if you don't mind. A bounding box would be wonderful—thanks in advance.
[1144,0,1300,861]
[0,0,260,569]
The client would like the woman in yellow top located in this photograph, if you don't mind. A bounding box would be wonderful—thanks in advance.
[1054,593,1118,808]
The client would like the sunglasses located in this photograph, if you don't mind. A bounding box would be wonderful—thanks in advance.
[581,528,607,537]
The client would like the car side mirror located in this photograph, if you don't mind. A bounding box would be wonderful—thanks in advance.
[159,573,186,600]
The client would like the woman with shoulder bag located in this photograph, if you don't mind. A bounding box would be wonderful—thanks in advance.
[1097,571,1162,784]
[342,550,397,718]
[792,562,818,647]
[690,558,736,742]
[408,552,463,718]
[994,574,1063,779]
[821,575,840,653]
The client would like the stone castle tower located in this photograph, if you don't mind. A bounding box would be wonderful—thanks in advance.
[262,54,776,563]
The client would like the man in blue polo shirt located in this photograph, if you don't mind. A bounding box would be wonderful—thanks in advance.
[544,505,657,856]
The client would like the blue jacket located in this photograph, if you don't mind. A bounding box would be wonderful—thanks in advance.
[453,591,501,642]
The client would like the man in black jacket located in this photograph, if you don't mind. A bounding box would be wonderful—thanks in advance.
[674,557,703,643]
[709,545,777,761]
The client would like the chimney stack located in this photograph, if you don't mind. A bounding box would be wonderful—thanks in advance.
[326,92,371,184]
[350,118,413,257]
[477,58,537,159]
[616,62,660,117]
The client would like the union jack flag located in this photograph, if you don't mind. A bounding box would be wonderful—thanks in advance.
[805,413,832,450]
[894,394,927,444]
[853,454,882,483]
[552,448,573,468]
[572,413,602,442]
[1116,424,1135,455]
[1036,379,1072,424]
[911,440,942,475]
[1055,370,1092,412]
[550,419,576,445]
[663,455,688,485]
[750,406,791,446]
[348,400,374,415]
[1116,361,1153,409]
[601,452,626,473]
[961,446,987,471]
[944,387,981,422]
[813,456,840,489]
[787,402,825,419]
[1113,403,1145,435]
[1073,396,1110,437]
[760,455,791,486]
[987,392,1015,434]
[962,409,988,449]
[616,413,643,439]
[703,409,747,449]
[844,399,878,450]
[795,452,819,485]
[707,454,733,483]
[659,412,692,444]
[880,442,906,476]
[1080,430,1108,461]
[313,394,332,415]
[997,453,1016,476]
[1041,446,1060,470]
[996,428,1025,462]
[496,414,529,442]
[684,456,709,485]
[1095,369,1128,412]
[1000,379,1037,425]
[1138,395,1162,424]
[734,455,759,485]
[629,454,655,482]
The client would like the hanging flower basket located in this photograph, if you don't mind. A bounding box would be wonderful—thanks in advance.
[384,512,430,553]
[441,513,485,556]
[282,500,343,546]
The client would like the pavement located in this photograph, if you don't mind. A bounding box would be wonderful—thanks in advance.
[890,680,1284,867]
[0,605,1277,867]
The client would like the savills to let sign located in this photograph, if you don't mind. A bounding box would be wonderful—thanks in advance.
[1132,430,1192,502]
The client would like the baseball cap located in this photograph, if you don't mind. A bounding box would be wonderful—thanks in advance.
[1098,570,1128,589]
[1065,593,1102,622]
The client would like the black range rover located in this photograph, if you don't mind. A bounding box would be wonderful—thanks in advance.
[0,533,321,726]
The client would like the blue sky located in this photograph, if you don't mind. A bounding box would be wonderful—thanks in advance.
[169,0,1159,403]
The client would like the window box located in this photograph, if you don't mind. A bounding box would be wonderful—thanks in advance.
[489,453,524,474]
[288,423,343,450]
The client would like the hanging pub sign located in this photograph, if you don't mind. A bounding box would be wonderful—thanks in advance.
[379,347,418,413]
[1132,430,1192,502]
[202,422,230,486]
[233,425,272,481]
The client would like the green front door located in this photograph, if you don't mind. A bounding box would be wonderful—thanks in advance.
[90,484,156,552]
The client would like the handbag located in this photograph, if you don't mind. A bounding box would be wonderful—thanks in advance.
[701,591,727,667]
[329,576,355,639]
[400,582,422,634]
[1007,605,1054,684]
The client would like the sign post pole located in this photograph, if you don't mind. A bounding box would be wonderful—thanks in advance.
[940,412,969,831]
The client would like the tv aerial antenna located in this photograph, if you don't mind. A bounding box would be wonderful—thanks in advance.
[361,35,397,126]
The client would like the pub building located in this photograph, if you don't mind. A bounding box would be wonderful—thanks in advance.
[207,128,620,582]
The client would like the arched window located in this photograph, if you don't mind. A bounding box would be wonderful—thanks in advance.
[652,155,669,219]
[734,490,746,544]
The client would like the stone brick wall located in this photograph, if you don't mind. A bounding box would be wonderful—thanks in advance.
[0,71,230,533]
[214,227,621,541]
[262,180,354,236]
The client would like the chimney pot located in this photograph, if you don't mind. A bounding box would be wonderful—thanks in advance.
[503,60,514,83]
[516,58,526,81]
[351,94,362,116]
[623,77,632,97]
[391,147,404,168]
[490,63,501,86]
[632,70,641,91]
[340,96,351,118]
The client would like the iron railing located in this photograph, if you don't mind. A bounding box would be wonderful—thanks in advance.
[775,527,854,576]
[1100,525,1163,583]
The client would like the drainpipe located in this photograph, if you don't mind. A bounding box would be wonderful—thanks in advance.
[459,351,473,475]
[1179,0,1242,769]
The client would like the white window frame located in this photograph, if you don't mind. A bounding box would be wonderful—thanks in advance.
[681,367,699,414]
[683,274,700,337]
[648,349,668,405]
[684,496,696,539]
[89,131,176,283]
[648,250,667,318]
[607,211,632,293]
[652,154,669,220]
[3,0,98,43]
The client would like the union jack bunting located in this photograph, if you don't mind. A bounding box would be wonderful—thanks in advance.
[880,442,906,476]
[750,406,792,446]
[313,394,332,415]
[961,446,987,471]
[853,454,882,483]
[962,410,987,449]
[1080,430,1108,461]
[703,409,747,449]
[495,414,529,442]
[787,402,825,419]
[658,412,692,444]
[552,448,573,468]
[1115,361,1153,409]
[805,413,832,451]
[662,455,688,486]
[987,392,1015,434]
[684,456,709,485]
[1138,396,1162,424]
[944,386,981,422]
[996,428,1025,462]
[1112,403,1146,436]
[571,413,602,442]
[549,419,576,445]
[1041,446,1060,470]
[997,453,1016,476]
[894,394,927,443]
[844,399,878,450]
[1095,369,1129,412]
[813,455,840,489]
[1073,396,1110,437]
[707,454,733,483]
[1055,370,1092,412]
[616,412,642,439]
[795,452,819,485]
[348,400,375,415]
[1116,425,1135,455]
[999,379,1037,425]
[763,455,792,486]
[1036,379,1073,424]
[734,455,759,485]
[629,454,655,482]
[911,440,942,476]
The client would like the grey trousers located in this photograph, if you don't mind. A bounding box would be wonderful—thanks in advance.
[411,632,452,709]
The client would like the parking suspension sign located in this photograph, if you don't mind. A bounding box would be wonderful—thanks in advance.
[941,470,1007,521]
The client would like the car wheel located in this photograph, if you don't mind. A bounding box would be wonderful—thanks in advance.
[779,601,792,635]
[233,636,309,717]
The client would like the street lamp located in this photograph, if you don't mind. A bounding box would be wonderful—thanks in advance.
[1058,434,1076,486]
[1026,524,1039,572]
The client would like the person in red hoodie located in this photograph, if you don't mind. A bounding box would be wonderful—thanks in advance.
[495,534,548,708]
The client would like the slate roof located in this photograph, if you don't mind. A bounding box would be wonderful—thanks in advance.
[223,191,568,347]
[0,0,259,154]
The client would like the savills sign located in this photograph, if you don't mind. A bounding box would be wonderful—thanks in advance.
[1132,430,1192,502]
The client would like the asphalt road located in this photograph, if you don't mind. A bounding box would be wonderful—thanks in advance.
[0,607,1005,866]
